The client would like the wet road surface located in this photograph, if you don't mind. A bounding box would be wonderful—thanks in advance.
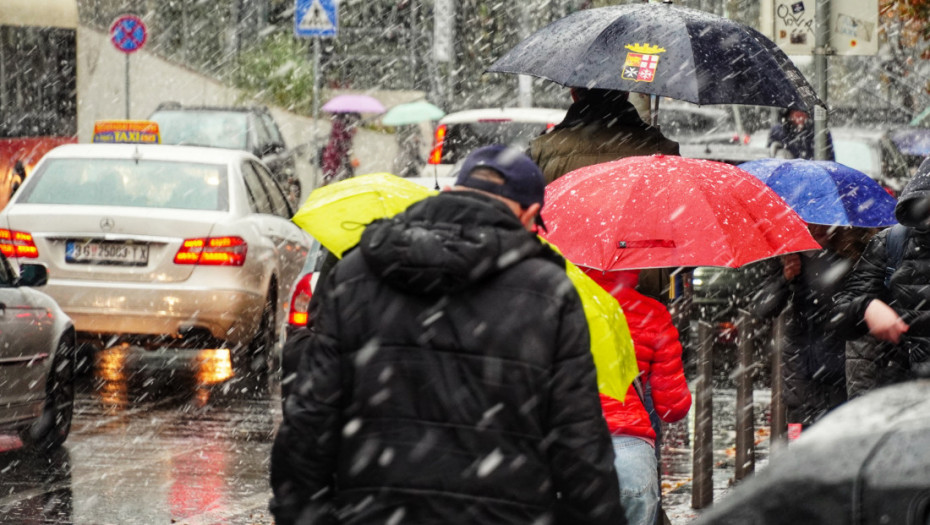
[0,345,281,524]
[1,345,773,524]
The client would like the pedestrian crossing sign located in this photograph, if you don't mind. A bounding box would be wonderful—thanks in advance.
[295,0,337,38]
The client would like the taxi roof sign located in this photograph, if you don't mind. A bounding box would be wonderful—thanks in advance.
[93,120,160,144]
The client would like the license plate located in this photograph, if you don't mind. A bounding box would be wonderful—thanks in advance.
[66,241,149,266]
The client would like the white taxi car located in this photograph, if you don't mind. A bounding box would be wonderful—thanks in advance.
[0,142,311,375]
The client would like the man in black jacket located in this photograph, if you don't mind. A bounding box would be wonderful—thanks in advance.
[831,158,930,395]
[270,145,625,525]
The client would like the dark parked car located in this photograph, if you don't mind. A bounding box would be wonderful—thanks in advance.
[0,256,75,453]
[149,103,301,207]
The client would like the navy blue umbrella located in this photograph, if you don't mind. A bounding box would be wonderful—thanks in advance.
[486,3,822,112]
[739,159,898,227]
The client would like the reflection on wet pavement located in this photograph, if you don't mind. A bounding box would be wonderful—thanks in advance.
[0,345,280,524]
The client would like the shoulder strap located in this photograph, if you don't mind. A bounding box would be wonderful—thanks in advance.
[885,224,909,288]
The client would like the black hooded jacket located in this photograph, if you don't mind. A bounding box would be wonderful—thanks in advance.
[270,191,624,525]
[831,158,930,376]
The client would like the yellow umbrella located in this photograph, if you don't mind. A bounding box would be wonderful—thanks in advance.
[291,173,637,401]
[551,243,639,403]
[292,173,436,258]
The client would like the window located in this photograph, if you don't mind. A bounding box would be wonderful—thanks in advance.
[252,114,273,155]
[252,162,291,218]
[441,121,549,164]
[19,158,228,211]
[151,110,248,150]
[260,111,285,150]
[240,161,272,215]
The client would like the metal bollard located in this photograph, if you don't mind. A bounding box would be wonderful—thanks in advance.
[770,312,788,448]
[691,320,715,509]
[734,309,755,481]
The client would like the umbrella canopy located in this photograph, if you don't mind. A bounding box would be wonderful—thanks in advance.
[487,3,822,111]
[542,155,821,270]
[739,159,898,228]
[321,94,386,114]
[691,379,930,525]
[382,101,445,126]
[292,173,434,258]
[290,172,638,401]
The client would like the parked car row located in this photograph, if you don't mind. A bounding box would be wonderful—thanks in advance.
[148,102,303,208]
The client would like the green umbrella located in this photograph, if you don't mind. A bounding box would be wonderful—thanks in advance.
[382,101,445,126]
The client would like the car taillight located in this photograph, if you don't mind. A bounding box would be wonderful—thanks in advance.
[174,236,247,266]
[428,124,447,165]
[288,273,314,327]
[0,229,38,258]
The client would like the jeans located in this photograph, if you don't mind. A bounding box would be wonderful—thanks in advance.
[612,436,659,525]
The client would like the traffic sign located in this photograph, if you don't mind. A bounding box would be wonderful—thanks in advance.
[295,0,337,38]
[110,14,147,54]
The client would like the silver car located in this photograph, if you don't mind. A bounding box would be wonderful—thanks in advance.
[0,258,75,453]
[0,144,311,375]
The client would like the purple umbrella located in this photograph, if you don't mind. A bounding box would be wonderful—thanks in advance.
[322,94,385,114]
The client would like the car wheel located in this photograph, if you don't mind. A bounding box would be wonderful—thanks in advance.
[21,335,75,453]
[235,291,276,379]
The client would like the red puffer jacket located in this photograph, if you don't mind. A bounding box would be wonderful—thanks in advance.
[583,269,692,440]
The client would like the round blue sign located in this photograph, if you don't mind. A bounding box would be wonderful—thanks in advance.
[110,15,147,54]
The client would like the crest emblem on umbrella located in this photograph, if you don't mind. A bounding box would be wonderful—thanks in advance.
[621,43,665,83]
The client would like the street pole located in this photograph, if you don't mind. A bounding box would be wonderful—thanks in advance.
[813,0,831,160]
[409,0,417,89]
[125,54,130,119]
[312,36,321,181]
[517,2,532,107]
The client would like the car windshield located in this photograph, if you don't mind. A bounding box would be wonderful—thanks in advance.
[658,107,733,143]
[19,158,229,211]
[833,138,877,177]
[151,111,249,150]
[440,121,549,164]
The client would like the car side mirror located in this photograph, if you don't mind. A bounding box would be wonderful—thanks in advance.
[16,263,48,287]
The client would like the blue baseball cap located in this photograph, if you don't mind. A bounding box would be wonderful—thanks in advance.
[455,144,546,211]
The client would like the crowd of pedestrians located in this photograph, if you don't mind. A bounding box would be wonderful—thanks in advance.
[273,67,930,525]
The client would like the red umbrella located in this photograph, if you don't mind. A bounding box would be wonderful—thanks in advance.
[542,155,821,270]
